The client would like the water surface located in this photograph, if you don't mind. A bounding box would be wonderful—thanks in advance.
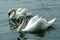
[0,0,60,40]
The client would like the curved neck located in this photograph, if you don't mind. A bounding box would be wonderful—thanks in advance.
[16,15,26,31]
[8,8,16,19]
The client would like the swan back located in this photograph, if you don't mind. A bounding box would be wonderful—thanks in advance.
[26,15,39,26]
[16,8,27,17]
[34,17,56,30]
[16,8,22,14]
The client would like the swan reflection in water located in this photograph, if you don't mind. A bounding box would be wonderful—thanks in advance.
[17,26,55,40]
[8,18,17,30]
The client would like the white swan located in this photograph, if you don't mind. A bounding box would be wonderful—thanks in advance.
[17,15,56,32]
[8,8,28,19]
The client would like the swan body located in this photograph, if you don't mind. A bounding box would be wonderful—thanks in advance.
[17,15,56,32]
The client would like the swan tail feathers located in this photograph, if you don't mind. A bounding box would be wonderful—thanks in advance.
[47,17,56,27]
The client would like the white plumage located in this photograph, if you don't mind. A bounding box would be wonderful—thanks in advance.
[17,15,56,32]
[8,8,56,32]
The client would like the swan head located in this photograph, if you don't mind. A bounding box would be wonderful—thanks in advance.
[8,8,16,19]
[16,15,26,32]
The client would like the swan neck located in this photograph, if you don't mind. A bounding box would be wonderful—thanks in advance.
[17,15,26,31]
[8,8,16,19]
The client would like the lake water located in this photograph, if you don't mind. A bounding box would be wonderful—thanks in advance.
[0,0,60,40]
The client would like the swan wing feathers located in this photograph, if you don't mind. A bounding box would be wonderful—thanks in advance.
[22,17,56,31]
[16,8,22,14]
[40,17,56,30]
[27,15,39,26]
[22,16,43,31]
[21,15,39,31]
[36,17,56,30]
[16,8,27,16]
